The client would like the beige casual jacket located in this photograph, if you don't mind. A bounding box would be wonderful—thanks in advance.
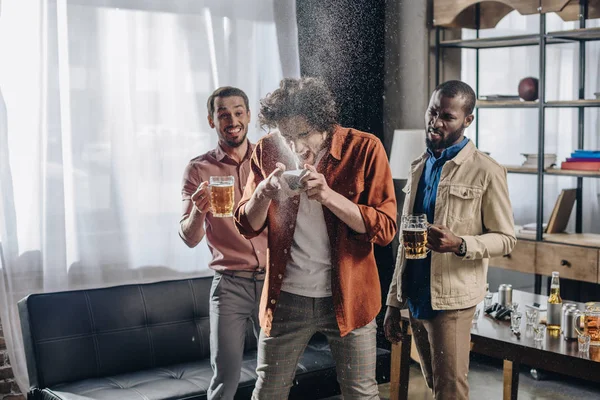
[386,140,516,310]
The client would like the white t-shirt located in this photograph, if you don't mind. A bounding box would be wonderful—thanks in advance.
[280,190,332,298]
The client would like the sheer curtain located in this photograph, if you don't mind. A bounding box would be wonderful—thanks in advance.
[461,11,600,232]
[0,0,299,391]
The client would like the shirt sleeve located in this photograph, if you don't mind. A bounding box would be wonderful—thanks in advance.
[179,162,206,248]
[460,165,517,260]
[350,138,398,246]
[234,141,268,239]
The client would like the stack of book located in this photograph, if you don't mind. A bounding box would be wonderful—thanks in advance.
[561,150,600,171]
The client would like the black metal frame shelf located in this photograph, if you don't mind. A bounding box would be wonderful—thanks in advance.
[476,100,600,108]
[434,0,596,295]
[440,27,600,50]
[505,165,600,178]
[439,34,568,49]
[547,27,600,41]
[545,100,600,107]
[476,100,537,108]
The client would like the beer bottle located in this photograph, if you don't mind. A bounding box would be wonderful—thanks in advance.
[546,271,562,332]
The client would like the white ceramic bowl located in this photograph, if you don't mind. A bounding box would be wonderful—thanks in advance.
[521,153,557,169]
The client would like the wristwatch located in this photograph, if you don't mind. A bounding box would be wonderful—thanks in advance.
[456,238,467,257]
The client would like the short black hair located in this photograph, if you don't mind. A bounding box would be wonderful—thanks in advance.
[259,77,338,134]
[207,86,249,116]
[434,80,476,116]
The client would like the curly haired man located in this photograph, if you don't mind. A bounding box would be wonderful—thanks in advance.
[234,77,397,400]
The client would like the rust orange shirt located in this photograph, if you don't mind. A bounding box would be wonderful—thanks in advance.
[180,143,268,271]
[234,126,397,336]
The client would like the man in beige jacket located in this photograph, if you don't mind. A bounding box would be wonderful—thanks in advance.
[384,80,516,400]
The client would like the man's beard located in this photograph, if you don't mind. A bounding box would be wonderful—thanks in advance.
[426,124,465,151]
[223,131,247,148]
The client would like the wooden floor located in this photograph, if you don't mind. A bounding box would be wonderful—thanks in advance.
[322,355,600,399]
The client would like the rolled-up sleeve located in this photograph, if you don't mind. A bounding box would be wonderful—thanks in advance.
[234,141,268,239]
[351,139,397,246]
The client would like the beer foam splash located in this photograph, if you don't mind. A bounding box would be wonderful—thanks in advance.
[272,129,302,170]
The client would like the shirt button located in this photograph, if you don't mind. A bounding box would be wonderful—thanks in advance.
[349,191,354,195]
[256,250,261,254]
[293,199,299,205]
[270,299,276,305]
[283,249,288,254]
[242,186,246,191]
[289,224,294,229]
[278,274,283,279]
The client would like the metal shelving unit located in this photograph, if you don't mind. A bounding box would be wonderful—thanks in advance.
[434,0,599,294]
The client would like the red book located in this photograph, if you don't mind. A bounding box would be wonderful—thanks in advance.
[561,161,600,171]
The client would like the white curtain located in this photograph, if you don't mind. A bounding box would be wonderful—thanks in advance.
[0,0,299,391]
[461,11,600,232]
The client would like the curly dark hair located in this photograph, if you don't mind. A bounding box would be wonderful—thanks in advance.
[259,78,338,133]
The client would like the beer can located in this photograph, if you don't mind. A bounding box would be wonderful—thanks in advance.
[498,284,513,307]
[563,307,579,340]
[561,302,577,334]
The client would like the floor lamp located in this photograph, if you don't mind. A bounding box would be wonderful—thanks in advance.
[388,129,425,259]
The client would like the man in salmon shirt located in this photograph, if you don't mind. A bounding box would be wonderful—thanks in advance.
[234,77,397,399]
[179,86,268,400]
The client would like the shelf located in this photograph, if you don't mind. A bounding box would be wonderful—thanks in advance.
[439,34,570,49]
[505,165,538,174]
[545,168,600,178]
[545,100,600,108]
[504,165,600,178]
[547,27,600,42]
[516,230,600,249]
[544,233,600,248]
[439,28,600,50]
[476,100,537,108]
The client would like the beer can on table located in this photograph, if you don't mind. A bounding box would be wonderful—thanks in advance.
[563,307,579,340]
[498,284,513,307]
[561,302,577,332]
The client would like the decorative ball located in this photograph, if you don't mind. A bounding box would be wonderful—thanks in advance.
[518,77,539,101]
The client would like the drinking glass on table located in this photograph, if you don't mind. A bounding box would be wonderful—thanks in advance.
[578,333,591,354]
[533,324,546,342]
[525,309,538,326]
[511,311,522,333]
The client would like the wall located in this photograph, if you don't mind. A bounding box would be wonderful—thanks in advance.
[383,0,461,153]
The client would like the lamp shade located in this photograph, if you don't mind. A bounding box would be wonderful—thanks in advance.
[389,129,426,180]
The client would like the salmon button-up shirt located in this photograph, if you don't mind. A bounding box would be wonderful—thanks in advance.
[180,143,267,271]
[235,126,397,336]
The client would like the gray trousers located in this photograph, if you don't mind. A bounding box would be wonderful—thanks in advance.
[208,272,263,400]
[252,291,380,400]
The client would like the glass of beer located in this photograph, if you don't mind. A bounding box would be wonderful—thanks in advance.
[401,214,429,259]
[209,176,235,217]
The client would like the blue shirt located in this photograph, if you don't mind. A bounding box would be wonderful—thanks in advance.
[405,137,469,319]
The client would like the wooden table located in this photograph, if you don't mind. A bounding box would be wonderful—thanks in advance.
[389,290,600,400]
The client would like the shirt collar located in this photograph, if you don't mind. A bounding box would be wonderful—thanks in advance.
[215,140,254,163]
[328,125,345,161]
[426,137,469,162]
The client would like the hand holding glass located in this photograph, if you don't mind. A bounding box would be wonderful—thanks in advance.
[209,176,235,217]
[401,214,429,259]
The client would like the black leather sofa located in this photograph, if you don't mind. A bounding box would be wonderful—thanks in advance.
[18,276,391,400]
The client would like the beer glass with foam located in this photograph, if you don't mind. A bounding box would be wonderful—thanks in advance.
[209,176,235,217]
[401,214,429,259]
